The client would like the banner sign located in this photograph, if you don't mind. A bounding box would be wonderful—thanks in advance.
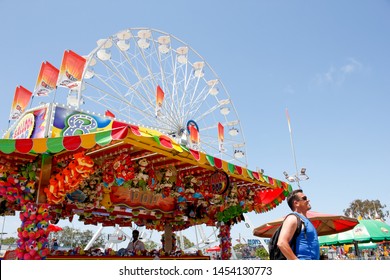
[9,107,48,139]
[51,106,114,137]
[110,187,175,213]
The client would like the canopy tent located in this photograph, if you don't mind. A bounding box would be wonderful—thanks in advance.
[205,245,221,252]
[253,211,359,238]
[319,219,390,246]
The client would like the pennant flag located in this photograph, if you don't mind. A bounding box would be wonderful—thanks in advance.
[34,61,59,96]
[218,122,225,152]
[285,108,292,133]
[9,86,32,120]
[189,124,199,145]
[218,122,224,151]
[155,85,165,117]
[57,50,86,89]
[105,110,115,118]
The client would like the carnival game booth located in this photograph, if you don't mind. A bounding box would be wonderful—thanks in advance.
[0,28,292,260]
[0,106,291,259]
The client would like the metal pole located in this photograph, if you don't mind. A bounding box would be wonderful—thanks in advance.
[286,108,301,189]
[0,216,5,250]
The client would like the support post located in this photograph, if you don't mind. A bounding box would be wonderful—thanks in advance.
[164,223,173,253]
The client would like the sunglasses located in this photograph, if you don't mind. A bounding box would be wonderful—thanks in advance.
[297,196,308,201]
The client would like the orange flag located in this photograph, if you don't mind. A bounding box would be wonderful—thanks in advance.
[34,61,59,96]
[218,122,224,151]
[189,124,199,145]
[156,85,165,116]
[57,50,86,89]
[9,86,32,120]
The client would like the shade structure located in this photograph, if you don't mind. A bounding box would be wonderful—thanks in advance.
[47,224,63,232]
[253,211,359,238]
[358,242,377,249]
[205,246,221,252]
[319,219,390,245]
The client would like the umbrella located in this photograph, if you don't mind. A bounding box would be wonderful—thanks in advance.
[47,224,63,232]
[205,246,221,252]
[358,242,377,249]
[319,219,390,245]
[253,211,359,238]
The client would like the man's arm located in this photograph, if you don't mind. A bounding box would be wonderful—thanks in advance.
[277,215,299,260]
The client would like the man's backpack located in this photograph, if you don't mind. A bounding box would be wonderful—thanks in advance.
[268,213,304,260]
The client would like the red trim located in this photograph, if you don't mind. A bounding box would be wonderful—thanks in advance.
[15,138,33,153]
[159,135,173,149]
[63,135,82,151]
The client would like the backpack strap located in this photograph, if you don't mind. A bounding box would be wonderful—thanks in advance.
[286,213,305,254]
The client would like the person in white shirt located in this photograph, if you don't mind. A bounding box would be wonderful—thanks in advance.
[126,229,145,252]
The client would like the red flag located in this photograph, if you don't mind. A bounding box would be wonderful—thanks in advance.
[34,61,59,96]
[156,85,165,106]
[57,50,86,89]
[156,85,165,116]
[105,110,115,118]
[9,86,32,120]
[218,122,224,151]
[218,122,224,143]
[189,125,199,144]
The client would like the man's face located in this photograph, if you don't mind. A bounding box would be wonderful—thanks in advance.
[296,193,311,210]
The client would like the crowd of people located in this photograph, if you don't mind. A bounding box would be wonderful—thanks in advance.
[320,244,389,260]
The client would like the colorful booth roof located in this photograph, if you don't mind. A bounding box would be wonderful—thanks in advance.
[0,122,292,231]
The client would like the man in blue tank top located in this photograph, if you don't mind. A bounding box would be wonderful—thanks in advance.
[277,189,320,260]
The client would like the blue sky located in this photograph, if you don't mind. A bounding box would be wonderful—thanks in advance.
[1,0,390,246]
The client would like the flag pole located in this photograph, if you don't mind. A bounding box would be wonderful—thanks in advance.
[285,108,301,189]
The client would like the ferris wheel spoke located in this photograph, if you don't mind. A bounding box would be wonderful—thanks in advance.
[84,80,160,123]
[186,86,211,122]
[101,58,155,110]
[113,43,155,106]
[194,101,223,123]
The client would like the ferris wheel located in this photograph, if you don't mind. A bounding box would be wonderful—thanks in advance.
[72,28,247,166]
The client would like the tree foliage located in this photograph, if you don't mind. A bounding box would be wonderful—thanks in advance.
[0,237,17,245]
[144,240,158,250]
[180,235,195,249]
[52,226,105,249]
[344,199,389,221]
[254,247,269,259]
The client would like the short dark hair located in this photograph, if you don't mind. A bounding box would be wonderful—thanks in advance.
[132,230,139,236]
[287,189,303,210]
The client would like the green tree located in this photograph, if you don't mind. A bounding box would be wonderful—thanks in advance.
[255,247,269,260]
[233,243,246,251]
[344,199,389,221]
[181,235,194,249]
[170,234,194,250]
[0,237,17,245]
[53,226,105,249]
[144,240,158,250]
